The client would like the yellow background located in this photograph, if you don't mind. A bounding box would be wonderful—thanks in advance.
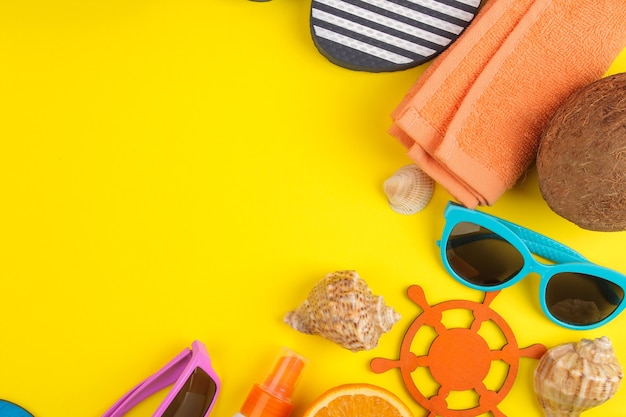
[1,1,626,416]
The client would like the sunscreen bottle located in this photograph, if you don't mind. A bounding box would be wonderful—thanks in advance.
[233,347,307,417]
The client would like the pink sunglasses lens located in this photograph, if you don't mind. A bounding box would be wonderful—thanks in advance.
[161,368,218,417]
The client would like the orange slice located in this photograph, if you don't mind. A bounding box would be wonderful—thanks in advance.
[302,383,414,417]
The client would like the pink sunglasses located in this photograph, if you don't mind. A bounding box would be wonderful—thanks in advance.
[103,340,220,417]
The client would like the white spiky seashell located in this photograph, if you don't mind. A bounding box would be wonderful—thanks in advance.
[383,164,435,214]
[284,270,401,352]
[534,336,623,417]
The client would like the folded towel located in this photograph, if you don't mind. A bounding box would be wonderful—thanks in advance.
[390,0,626,208]
[390,0,534,205]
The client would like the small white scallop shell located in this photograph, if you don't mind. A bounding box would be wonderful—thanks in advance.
[383,164,435,214]
[534,336,623,417]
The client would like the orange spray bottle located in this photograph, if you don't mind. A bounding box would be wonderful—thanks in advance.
[233,347,307,417]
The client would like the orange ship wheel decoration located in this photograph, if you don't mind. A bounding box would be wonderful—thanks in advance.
[371,285,547,417]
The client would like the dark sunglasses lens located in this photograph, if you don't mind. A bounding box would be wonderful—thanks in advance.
[446,222,524,287]
[0,400,33,417]
[547,273,624,326]
[162,367,218,417]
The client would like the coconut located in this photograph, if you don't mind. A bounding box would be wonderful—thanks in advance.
[536,73,626,232]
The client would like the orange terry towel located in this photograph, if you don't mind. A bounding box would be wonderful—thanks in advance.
[390,0,626,208]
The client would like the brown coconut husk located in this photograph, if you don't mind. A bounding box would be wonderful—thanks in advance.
[536,72,626,232]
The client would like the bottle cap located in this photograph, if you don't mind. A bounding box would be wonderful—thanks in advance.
[240,347,307,417]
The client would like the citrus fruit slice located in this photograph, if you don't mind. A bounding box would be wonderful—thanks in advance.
[302,383,413,417]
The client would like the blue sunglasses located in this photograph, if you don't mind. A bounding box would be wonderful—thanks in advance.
[438,202,626,330]
[0,400,32,417]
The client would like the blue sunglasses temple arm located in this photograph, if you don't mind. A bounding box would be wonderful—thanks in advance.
[444,202,588,264]
[497,219,589,264]
[440,219,588,264]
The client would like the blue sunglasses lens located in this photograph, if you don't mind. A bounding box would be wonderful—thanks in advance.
[546,272,624,326]
[446,222,524,286]
[0,400,33,417]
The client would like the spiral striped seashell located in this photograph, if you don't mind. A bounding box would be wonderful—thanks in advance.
[534,336,623,417]
[383,164,434,214]
[284,270,401,352]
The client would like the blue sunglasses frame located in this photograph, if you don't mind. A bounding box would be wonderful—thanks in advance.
[0,400,33,417]
[438,202,626,330]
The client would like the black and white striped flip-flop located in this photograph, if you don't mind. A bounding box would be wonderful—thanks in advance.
[310,0,481,72]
